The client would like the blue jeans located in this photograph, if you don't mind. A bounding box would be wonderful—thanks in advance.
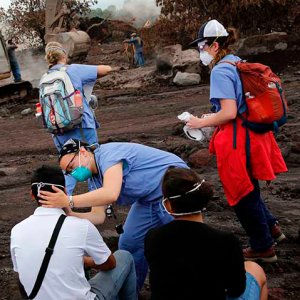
[227,273,260,300]
[233,179,277,252]
[10,60,21,82]
[89,250,137,300]
[134,53,145,66]
[52,128,98,195]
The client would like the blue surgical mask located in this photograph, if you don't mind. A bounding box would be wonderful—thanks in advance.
[70,152,93,182]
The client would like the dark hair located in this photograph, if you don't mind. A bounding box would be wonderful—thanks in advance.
[31,165,65,206]
[206,27,239,69]
[8,39,12,44]
[162,168,213,214]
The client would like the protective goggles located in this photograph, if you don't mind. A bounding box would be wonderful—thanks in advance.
[198,41,208,51]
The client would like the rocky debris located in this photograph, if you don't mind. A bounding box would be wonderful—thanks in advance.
[21,108,32,116]
[268,288,285,300]
[188,149,212,168]
[0,108,10,117]
[173,49,202,74]
[173,72,201,86]
[172,123,185,136]
[0,168,18,176]
[156,44,182,67]
[207,202,224,212]
[156,56,173,75]
[236,32,289,56]
[156,45,202,75]
[97,66,157,89]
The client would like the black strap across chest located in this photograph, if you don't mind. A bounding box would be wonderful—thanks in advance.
[19,214,67,299]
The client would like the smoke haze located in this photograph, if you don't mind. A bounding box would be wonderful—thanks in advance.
[118,0,161,28]
[16,49,48,88]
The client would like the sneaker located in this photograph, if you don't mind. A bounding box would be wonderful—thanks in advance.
[243,246,278,263]
[270,221,286,242]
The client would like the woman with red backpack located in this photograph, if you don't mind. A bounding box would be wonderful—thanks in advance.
[188,19,287,262]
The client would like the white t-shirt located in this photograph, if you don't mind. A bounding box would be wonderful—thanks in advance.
[10,207,111,300]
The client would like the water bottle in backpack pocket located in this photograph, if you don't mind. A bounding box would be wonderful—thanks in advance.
[39,67,84,135]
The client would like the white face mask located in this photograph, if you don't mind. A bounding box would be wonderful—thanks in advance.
[200,51,214,66]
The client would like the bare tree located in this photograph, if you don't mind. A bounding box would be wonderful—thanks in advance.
[4,0,97,47]
[153,0,300,47]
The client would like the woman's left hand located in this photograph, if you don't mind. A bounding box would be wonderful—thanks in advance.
[187,116,205,130]
[39,185,69,208]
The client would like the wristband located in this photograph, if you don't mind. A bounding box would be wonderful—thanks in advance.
[69,195,74,209]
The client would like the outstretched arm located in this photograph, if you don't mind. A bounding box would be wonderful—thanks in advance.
[39,163,123,208]
[97,65,112,77]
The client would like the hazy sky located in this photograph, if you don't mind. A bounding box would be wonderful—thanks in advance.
[0,0,125,10]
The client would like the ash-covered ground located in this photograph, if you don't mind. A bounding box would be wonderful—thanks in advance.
[0,41,300,300]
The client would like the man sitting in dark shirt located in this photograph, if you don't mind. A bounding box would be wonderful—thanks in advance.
[145,167,268,300]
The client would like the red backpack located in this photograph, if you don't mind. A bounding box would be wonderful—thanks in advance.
[219,60,288,170]
[220,60,288,133]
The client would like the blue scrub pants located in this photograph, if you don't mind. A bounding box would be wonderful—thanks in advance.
[233,179,277,252]
[118,200,173,293]
[10,60,22,82]
[53,128,98,195]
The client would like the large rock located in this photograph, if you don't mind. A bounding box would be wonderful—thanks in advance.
[156,44,182,65]
[173,49,202,74]
[189,149,212,168]
[173,72,201,87]
[236,32,289,56]
[156,45,202,74]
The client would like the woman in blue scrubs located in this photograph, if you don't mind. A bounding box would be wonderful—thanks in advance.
[43,42,112,195]
[39,139,189,292]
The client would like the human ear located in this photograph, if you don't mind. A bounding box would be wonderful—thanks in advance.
[213,42,220,52]
[79,146,89,157]
[30,190,36,202]
[164,199,174,213]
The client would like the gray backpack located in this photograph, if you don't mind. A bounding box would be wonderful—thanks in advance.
[39,67,83,135]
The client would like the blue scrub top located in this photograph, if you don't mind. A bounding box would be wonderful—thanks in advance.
[47,64,99,129]
[88,143,188,205]
[210,54,246,114]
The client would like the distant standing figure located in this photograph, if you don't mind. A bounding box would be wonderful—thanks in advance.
[125,33,145,67]
[7,39,22,82]
[123,35,135,68]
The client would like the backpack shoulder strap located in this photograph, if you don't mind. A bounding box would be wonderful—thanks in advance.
[217,60,238,67]
[19,214,67,299]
